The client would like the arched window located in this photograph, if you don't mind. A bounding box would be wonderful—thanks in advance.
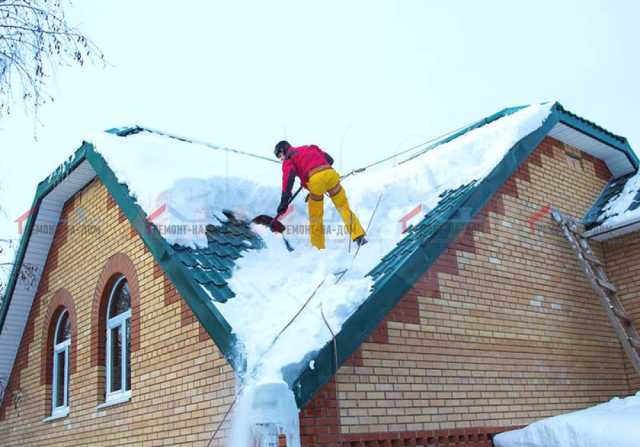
[106,276,131,402]
[52,310,71,417]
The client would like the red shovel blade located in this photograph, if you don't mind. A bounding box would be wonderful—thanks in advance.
[252,215,286,233]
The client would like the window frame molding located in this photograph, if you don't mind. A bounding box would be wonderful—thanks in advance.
[39,289,77,420]
[104,275,132,403]
[91,253,140,406]
[51,310,70,417]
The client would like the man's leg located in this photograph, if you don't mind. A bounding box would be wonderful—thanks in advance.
[328,185,365,241]
[307,194,325,249]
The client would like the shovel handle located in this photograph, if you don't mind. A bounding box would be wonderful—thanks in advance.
[275,185,304,221]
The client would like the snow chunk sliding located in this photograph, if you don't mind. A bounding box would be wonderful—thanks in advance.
[494,392,640,447]
[599,170,640,229]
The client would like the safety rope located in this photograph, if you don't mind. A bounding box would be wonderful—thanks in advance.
[136,126,280,164]
[340,118,479,180]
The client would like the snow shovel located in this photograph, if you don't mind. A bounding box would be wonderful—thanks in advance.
[252,186,303,251]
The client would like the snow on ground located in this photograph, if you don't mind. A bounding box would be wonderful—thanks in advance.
[90,103,553,392]
[494,392,640,447]
[598,170,640,229]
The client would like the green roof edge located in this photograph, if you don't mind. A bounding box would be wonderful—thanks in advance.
[0,144,241,370]
[289,104,561,408]
[554,104,639,171]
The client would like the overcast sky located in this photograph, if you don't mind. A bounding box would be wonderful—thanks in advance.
[1,0,639,247]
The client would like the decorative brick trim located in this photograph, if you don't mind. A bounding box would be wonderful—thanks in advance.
[158,261,201,331]
[163,274,180,306]
[300,378,519,446]
[106,194,116,210]
[582,152,613,181]
[39,289,78,386]
[198,324,210,343]
[328,426,522,446]
[90,253,141,369]
[300,379,340,446]
[117,207,127,224]
[37,197,75,296]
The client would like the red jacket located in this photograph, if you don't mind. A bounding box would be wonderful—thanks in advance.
[277,145,334,214]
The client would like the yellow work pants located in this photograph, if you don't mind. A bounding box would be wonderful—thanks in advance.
[306,168,365,249]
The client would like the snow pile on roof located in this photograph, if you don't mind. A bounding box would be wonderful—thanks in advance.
[90,103,553,388]
[598,170,640,228]
[494,392,640,447]
[91,130,281,248]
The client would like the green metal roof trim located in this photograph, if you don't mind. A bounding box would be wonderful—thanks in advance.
[554,104,639,169]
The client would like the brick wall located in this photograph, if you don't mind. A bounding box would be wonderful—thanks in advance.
[300,137,632,446]
[0,179,234,446]
[603,230,640,391]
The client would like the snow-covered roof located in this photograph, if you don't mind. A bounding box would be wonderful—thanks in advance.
[583,170,640,240]
[1,102,636,407]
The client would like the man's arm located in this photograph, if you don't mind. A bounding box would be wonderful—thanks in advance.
[277,160,296,215]
[324,151,334,166]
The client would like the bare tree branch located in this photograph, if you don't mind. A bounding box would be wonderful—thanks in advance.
[0,0,105,119]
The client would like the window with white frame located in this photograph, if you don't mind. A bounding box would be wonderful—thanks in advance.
[105,276,131,402]
[51,310,71,417]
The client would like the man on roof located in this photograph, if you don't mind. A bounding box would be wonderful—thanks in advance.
[274,140,367,250]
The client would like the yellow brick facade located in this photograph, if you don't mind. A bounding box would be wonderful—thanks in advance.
[327,137,636,438]
[603,230,640,391]
[0,179,234,446]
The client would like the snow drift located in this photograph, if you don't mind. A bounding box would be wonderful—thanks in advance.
[494,392,640,447]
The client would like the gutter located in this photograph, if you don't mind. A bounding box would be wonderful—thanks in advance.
[584,217,640,241]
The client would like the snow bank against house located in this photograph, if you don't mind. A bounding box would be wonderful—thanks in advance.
[494,392,640,447]
[599,170,640,228]
[89,103,553,391]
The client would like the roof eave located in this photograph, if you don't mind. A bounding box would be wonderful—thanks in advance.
[553,103,639,175]
[585,217,640,241]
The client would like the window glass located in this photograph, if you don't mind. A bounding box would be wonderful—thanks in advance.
[109,280,131,318]
[55,351,66,407]
[110,327,122,392]
[56,311,71,343]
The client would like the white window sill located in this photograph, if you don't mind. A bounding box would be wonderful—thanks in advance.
[96,390,131,410]
[44,407,69,422]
